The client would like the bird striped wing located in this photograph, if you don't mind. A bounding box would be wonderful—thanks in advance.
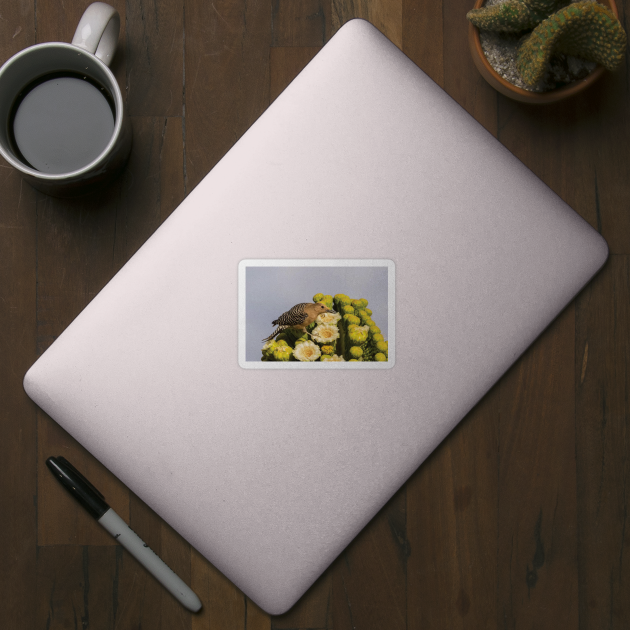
[272,303,309,327]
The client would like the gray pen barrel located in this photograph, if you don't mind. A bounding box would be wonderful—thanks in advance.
[98,508,202,612]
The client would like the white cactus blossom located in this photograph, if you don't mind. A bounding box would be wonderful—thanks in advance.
[316,311,342,325]
[311,323,340,344]
[293,340,322,362]
[262,339,276,352]
[329,354,345,362]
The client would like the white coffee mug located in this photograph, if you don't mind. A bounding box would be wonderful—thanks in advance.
[0,2,132,197]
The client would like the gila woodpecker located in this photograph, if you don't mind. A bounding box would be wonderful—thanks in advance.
[262,302,333,342]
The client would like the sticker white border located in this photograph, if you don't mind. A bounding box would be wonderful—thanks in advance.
[238,259,395,369]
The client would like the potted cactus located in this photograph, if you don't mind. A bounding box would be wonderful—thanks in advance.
[467,0,627,102]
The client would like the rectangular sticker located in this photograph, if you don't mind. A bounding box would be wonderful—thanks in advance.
[238,259,394,368]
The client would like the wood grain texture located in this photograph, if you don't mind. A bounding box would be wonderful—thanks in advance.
[0,5,38,629]
[576,256,630,630]
[403,0,444,87]
[332,0,403,48]
[126,0,184,117]
[1,0,629,627]
[271,0,331,46]
[407,393,498,629]
[497,304,579,629]
[443,0,497,132]
[331,486,408,630]
[270,47,322,103]
[184,0,271,191]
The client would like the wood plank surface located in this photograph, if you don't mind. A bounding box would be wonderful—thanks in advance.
[575,256,630,629]
[1,0,628,628]
[0,4,39,630]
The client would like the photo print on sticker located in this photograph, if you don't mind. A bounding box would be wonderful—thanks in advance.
[238,260,395,368]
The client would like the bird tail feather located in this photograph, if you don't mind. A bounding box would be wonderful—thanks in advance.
[262,327,282,342]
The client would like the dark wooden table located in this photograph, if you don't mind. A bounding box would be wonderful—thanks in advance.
[1,0,628,628]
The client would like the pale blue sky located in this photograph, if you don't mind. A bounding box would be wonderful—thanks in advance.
[245,266,389,360]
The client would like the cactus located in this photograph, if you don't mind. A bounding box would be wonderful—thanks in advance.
[516,2,627,85]
[343,314,361,327]
[467,0,568,33]
[348,326,369,345]
[374,352,387,362]
[293,340,321,362]
[273,345,293,361]
[260,293,387,362]
[349,346,364,360]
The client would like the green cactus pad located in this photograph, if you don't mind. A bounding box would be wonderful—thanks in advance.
[517,2,627,85]
[467,0,567,33]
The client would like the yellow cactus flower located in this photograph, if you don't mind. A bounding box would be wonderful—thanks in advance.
[312,323,340,344]
[316,311,342,325]
[293,340,321,362]
[321,345,335,355]
[374,352,387,362]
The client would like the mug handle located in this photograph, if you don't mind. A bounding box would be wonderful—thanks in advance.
[71,2,120,67]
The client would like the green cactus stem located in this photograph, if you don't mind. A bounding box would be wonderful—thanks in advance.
[342,305,355,315]
[517,2,627,85]
[262,339,277,358]
[273,345,293,361]
[467,0,568,33]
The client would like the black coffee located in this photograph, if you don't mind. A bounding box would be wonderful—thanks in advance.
[10,73,115,174]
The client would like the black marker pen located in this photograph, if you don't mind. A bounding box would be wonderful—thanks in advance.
[46,456,202,612]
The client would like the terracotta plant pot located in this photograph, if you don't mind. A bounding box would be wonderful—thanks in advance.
[468,0,619,103]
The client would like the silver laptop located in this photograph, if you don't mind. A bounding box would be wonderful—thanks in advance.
[23,19,607,614]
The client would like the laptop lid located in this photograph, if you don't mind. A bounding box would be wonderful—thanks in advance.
[24,19,607,614]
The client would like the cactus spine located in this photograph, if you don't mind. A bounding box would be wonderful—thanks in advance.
[517,2,627,85]
[467,0,568,33]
